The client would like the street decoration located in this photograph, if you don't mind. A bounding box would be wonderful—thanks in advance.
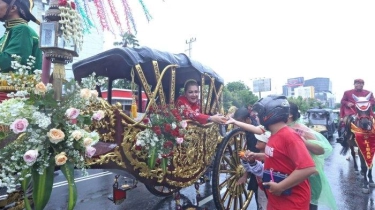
[78,0,152,34]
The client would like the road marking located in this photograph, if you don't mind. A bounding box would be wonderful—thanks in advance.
[53,171,113,188]
[198,187,226,207]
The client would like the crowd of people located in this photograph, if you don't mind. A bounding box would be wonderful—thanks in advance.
[175,78,340,210]
[0,1,370,209]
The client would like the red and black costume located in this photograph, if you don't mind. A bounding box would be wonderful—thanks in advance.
[176,95,210,124]
[340,89,375,118]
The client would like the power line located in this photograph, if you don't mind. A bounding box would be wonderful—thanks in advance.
[185,37,196,58]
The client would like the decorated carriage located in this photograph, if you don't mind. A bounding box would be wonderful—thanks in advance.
[72,46,255,209]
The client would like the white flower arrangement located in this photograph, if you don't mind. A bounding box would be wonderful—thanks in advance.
[0,54,41,92]
[0,71,104,199]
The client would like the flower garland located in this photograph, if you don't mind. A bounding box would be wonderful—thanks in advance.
[58,0,84,50]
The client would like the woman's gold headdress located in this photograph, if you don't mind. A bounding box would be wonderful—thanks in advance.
[184,79,198,89]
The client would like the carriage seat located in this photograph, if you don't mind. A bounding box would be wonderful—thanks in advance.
[92,141,118,158]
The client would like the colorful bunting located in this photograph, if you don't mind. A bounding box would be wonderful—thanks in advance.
[70,0,153,34]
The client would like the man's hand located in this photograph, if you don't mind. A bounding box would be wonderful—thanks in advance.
[225,117,236,124]
[347,102,354,107]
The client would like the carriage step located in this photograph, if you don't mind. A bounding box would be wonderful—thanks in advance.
[108,175,137,205]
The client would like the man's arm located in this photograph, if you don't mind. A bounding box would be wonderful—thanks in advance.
[263,166,317,196]
[225,118,264,134]
[368,91,375,106]
[0,26,33,72]
[340,91,351,106]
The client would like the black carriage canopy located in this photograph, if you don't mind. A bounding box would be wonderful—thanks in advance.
[72,46,224,90]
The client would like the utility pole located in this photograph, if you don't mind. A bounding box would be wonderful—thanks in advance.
[185,37,196,57]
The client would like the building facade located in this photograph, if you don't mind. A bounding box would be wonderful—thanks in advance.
[304,77,332,92]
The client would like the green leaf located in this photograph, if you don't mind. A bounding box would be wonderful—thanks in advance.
[147,146,157,169]
[20,169,32,210]
[60,161,77,210]
[161,158,167,173]
[32,157,55,210]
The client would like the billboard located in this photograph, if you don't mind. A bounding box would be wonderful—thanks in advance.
[253,78,271,92]
[287,77,304,87]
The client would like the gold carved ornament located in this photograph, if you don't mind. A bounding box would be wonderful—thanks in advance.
[85,99,117,142]
[85,146,125,168]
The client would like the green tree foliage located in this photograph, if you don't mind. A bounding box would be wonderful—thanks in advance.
[111,33,140,89]
[113,32,140,48]
[223,81,258,111]
[287,96,327,114]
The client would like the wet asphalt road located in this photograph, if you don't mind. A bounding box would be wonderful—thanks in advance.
[46,134,375,210]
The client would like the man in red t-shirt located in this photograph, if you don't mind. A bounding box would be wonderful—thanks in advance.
[253,95,317,210]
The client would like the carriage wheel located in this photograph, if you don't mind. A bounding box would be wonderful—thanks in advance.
[212,128,254,210]
[145,184,180,197]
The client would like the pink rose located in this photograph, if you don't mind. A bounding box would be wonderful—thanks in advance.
[92,110,105,121]
[65,108,80,120]
[10,118,29,134]
[23,149,38,165]
[176,137,184,144]
[179,120,187,129]
[85,146,96,158]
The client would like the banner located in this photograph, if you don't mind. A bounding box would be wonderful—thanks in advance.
[352,123,375,168]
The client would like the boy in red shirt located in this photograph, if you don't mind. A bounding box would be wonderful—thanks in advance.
[252,95,317,210]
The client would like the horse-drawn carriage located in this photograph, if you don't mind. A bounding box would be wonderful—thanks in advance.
[70,46,254,209]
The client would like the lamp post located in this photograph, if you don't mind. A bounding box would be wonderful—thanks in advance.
[39,0,81,101]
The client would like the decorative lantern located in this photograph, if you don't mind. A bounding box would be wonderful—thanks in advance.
[108,175,137,205]
[39,0,83,100]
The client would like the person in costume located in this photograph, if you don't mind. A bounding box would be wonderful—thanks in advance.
[288,102,337,210]
[176,79,227,124]
[0,0,42,72]
[340,79,375,119]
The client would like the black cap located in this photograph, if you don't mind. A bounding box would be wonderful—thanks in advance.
[4,0,40,24]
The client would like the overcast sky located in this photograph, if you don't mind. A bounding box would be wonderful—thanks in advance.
[105,0,375,101]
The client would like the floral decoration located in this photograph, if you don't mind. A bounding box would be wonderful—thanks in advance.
[135,105,188,170]
[0,55,40,91]
[0,71,106,209]
[58,0,84,50]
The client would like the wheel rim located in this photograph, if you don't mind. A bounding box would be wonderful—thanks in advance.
[212,129,254,210]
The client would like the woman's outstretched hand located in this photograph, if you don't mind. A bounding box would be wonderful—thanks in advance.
[210,114,228,124]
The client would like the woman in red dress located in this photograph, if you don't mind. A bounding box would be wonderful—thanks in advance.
[176,79,227,124]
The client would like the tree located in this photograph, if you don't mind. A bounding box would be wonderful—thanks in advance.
[223,81,258,111]
[111,32,140,89]
[287,96,327,114]
[113,32,140,48]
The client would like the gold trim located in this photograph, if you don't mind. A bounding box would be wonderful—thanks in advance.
[86,146,126,168]
[135,64,157,111]
[201,75,205,113]
[211,84,224,114]
[205,78,214,114]
[169,67,176,106]
[152,61,166,106]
